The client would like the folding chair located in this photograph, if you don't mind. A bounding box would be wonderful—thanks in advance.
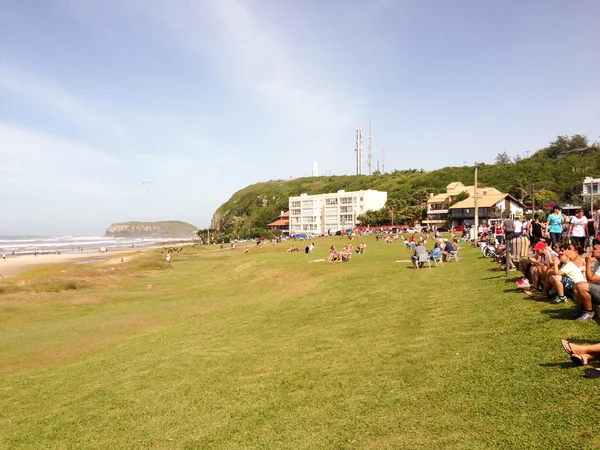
[430,251,443,267]
[416,252,431,269]
[449,246,460,262]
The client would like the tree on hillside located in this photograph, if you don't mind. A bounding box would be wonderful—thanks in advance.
[385,199,403,226]
[357,208,387,226]
[411,189,429,208]
[546,134,589,158]
[495,152,512,164]
[197,229,217,245]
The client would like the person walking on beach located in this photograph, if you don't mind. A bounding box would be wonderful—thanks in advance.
[2,253,5,261]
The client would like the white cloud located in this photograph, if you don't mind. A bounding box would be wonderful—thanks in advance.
[63,0,359,136]
[0,62,125,135]
[0,121,128,198]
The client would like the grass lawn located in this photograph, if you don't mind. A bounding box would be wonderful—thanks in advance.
[1,236,600,449]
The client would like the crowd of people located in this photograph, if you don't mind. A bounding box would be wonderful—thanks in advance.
[410,236,460,268]
[481,206,600,376]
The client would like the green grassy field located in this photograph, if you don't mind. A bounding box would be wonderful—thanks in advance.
[1,237,599,449]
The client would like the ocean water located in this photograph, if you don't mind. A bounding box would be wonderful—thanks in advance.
[0,235,195,255]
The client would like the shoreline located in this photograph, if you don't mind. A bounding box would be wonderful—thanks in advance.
[0,244,185,279]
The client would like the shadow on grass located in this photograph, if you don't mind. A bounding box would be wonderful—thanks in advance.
[503,288,525,294]
[538,361,575,369]
[540,308,578,320]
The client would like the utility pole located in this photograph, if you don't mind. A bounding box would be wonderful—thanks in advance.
[368,119,372,176]
[531,184,535,219]
[590,180,594,214]
[474,161,479,243]
[355,128,363,175]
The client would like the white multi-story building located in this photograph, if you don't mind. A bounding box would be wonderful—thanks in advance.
[582,177,600,199]
[289,189,387,234]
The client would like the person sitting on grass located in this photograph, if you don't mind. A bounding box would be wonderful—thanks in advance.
[572,243,600,322]
[328,245,341,262]
[516,241,549,288]
[531,241,560,291]
[411,241,428,269]
[536,249,584,304]
[561,339,600,366]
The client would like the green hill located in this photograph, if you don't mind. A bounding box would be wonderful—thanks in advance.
[212,135,600,238]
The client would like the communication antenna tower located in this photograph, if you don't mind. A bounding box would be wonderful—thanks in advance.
[355,128,363,175]
[382,147,386,174]
[367,119,372,175]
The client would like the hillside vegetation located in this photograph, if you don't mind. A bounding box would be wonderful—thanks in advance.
[212,135,600,238]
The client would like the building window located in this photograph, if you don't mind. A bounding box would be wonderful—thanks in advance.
[325,198,338,205]
[291,201,301,208]
[291,209,301,216]
[302,200,313,207]
[340,206,353,213]
[340,197,353,205]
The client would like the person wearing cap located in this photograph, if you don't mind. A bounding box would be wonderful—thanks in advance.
[516,241,550,289]
[572,243,600,321]
[546,205,564,246]
[536,248,584,303]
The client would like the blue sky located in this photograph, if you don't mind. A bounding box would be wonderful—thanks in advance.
[1,0,599,235]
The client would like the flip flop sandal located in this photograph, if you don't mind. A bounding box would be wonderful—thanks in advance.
[570,354,585,366]
[584,368,600,379]
[561,340,573,356]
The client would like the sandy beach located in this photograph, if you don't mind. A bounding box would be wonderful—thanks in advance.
[0,247,155,279]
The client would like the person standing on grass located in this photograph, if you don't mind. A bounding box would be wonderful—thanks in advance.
[567,208,588,248]
[531,216,543,246]
[502,216,515,241]
[513,216,523,237]
[546,205,564,245]
[586,212,595,250]
[166,252,171,264]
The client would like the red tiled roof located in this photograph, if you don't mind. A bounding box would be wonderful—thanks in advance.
[268,219,289,227]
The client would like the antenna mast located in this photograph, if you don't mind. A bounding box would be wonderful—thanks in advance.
[382,147,386,174]
[355,128,363,175]
[367,119,372,175]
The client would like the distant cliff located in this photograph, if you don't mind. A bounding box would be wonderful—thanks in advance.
[105,221,198,238]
